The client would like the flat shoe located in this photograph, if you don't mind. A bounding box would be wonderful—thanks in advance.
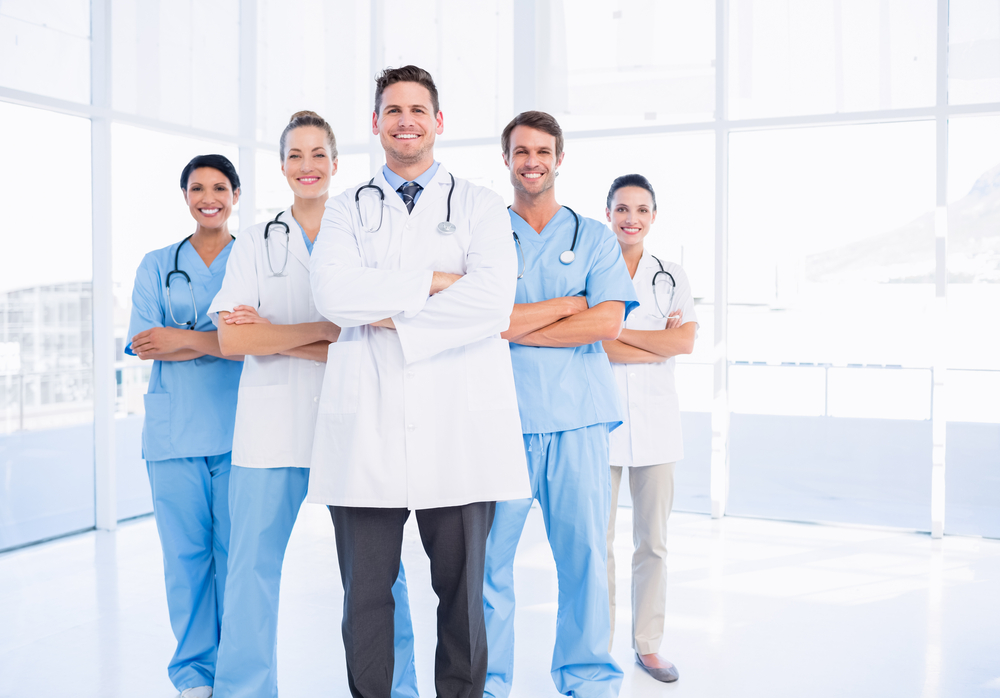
[635,652,679,683]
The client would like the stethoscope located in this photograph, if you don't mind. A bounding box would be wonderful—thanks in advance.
[355,173,457,234]
[511,205,581,279]
[650,254,677,318]
[165,235,233,328]
[263,210,291,277]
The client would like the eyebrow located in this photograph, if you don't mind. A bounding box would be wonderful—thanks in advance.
[382,103,432,112]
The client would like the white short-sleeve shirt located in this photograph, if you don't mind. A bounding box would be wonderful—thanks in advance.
[609,251,699,467]
[208,208,326,469]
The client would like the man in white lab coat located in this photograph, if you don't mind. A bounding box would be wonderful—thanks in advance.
[308,65,530,698]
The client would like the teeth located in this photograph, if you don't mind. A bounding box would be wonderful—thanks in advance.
[300,178,318,183]
[201,208,220,214]
[523,173,542,179]
[395,134,419,139]
[623,227,639,232]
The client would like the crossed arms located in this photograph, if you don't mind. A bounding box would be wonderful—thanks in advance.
[602,310,696,364]
[502,296,625,347]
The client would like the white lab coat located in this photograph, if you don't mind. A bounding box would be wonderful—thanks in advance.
[308,164,530,509]
[609,252,699,467]
[208,208,325,469]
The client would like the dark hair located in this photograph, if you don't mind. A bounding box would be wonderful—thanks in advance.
[374,65,440,116]
[501,111,564,159]
[607,174,657,211]
[180,154,240,191]
[279,110,338,160]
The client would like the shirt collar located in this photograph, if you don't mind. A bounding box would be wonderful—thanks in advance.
[382,161,440,191]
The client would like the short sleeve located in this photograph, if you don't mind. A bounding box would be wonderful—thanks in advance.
[208,229,260,325]
[585,223,640,319]
[125,254,164,357]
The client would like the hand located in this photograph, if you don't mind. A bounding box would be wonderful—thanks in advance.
[130,327,190,359]
[430,271,463,295]
[565,295,589,316]
[665,310,683,329]
[371,317,396,329]
[225,305,271,325]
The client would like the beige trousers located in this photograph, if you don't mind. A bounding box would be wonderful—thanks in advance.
[607,462,675,655]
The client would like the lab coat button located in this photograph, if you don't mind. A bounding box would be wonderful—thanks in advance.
[313,396,319,403]
[629,372,636,379]
[407,370,415,378]
[407,424,415,431]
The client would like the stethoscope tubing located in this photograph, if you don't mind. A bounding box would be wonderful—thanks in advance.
[263,210,291,277]
[164,233,234,329]
[356,173,457,234]
[511,205,580,279]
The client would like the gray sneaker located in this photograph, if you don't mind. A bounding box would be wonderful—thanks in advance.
[635,652,679,683]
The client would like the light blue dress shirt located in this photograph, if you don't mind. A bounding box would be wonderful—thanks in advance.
[381,161,440,205]
[508,207,639,434]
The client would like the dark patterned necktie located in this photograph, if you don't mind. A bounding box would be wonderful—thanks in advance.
[398,182,422,213]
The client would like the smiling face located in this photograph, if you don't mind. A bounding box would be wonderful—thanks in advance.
[372,81,443,172]
[607,185,657,249]
[504,125,564,199]
[281,125,337,200]
[183,167,239,229]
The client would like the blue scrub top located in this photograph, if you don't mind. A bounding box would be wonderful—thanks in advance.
[126,237,243,461]
[509,208,639,434]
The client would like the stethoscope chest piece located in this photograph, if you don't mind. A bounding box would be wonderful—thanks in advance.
[437,221,457,235]
[559,250,576,265]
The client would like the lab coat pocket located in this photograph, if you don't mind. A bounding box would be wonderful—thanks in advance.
[318,341,362,414]
[141,392,171,459]
[465,338,518,411]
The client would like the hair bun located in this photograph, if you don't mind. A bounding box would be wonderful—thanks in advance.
[290,110,321,122]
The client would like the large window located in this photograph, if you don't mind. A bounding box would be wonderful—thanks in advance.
[726,121,937,528]
[0,102,94,550]
[3,0,999,550]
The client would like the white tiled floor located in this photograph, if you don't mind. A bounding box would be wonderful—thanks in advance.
[2,504,998,698]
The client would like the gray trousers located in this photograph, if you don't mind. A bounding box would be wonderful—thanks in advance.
[607,462,675,655]
[330,502,496,698]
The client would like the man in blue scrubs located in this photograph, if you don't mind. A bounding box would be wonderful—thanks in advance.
[483,111,638,698]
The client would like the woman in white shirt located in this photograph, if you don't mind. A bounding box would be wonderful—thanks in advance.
[208,111,417,698]
[602,174,698,684]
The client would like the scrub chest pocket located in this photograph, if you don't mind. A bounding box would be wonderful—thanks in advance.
[319,341,362,414]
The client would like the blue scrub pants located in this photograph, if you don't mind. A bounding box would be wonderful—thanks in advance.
[483,425,623,698]
[213,465,418,698]
[147,453,232,692]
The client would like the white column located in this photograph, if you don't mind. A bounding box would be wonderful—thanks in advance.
[711,0,730,520]
[930,0,949,539]
[369,0,385,178]
[239,0,257,224]
[92,0,116,531]
[512,0,537,114]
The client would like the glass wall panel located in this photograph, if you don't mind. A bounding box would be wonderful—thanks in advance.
[560,0,715,130]
[949,0,1000,105]
[727,120,936,529]
[944,114,1000,537]
[0,0,91,103]
[728,0,936,120]
[0,103,94,551]
[112,0,240,135]
[382,0,513,142]
[257,0,372,148]
[111,124,239,518]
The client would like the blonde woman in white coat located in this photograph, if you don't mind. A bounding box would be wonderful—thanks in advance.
[602,174,698,684]
[208,112,418,698]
